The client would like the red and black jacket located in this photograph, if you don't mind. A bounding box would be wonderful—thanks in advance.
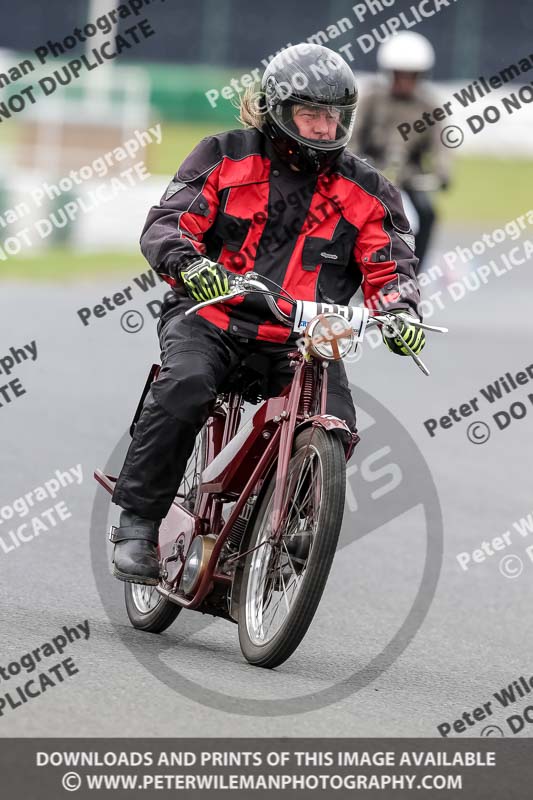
[140,127,421,343]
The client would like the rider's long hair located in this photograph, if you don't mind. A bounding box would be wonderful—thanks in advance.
[236,87,264,129]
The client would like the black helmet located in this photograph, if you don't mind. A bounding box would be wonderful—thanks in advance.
[261,43,358,173]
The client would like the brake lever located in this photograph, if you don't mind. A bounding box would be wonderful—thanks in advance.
[184,288,244,315]
[183,273,270,316]
[382,314,431,376]
[399,314,448,334]
[372,313,448,334]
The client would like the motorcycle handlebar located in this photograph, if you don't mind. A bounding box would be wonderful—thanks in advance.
[184,272,448,375]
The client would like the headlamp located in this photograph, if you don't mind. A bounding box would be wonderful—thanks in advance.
[180,535,215,596]
[304,313,355,361]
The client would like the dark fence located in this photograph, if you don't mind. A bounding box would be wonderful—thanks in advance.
[0,0,531,80]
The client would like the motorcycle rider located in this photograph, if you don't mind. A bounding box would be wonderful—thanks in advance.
[110,42,426,585]
[350,32,451,270]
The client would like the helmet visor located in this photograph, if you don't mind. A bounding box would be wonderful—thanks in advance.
[270,97,356,152]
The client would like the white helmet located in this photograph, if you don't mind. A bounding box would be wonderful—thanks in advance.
[377,32,435,73]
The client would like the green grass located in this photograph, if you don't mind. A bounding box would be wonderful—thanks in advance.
[436,156,533,223]
[148,121,233,176]
[0,249,145,281]
[147,123,533,224]
[1,119,532,281]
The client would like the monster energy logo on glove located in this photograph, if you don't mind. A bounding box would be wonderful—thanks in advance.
[180,257,231,302]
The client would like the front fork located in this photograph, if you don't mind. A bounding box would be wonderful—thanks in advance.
[269,357,307,537]
[270,357,359,539]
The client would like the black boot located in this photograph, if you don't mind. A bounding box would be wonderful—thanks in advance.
[109,509,160,585]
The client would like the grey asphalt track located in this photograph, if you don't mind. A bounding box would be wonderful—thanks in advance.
[1,224,532,737]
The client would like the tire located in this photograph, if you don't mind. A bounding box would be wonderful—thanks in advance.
[125,582,181,633]
[238,426,346,668]
[124,424,207,633]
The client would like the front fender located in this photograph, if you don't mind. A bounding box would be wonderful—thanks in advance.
[295,414,360,459]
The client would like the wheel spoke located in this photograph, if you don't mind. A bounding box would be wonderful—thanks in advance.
[177,432,205,511]
[281,539,299,578]
[289,453,314,507]
[279,565,291,614]
[289,462,317,520]
[132,583,161,614]
[264,585,286,633]
[245,443,324,646]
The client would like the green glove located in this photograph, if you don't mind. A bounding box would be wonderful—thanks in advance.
[382,311,426,356]
[180,257,231,302]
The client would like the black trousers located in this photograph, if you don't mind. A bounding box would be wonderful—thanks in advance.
[404,188,437,271]
[112,311,357,521]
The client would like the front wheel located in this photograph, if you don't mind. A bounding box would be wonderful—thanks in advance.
[238,427,346,668]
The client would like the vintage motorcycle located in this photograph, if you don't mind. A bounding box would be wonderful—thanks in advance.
[95,273,446,668]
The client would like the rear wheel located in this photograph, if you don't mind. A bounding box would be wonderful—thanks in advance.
[238,427,346,668]
[124,425,207,632]
[124,582,179,633]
